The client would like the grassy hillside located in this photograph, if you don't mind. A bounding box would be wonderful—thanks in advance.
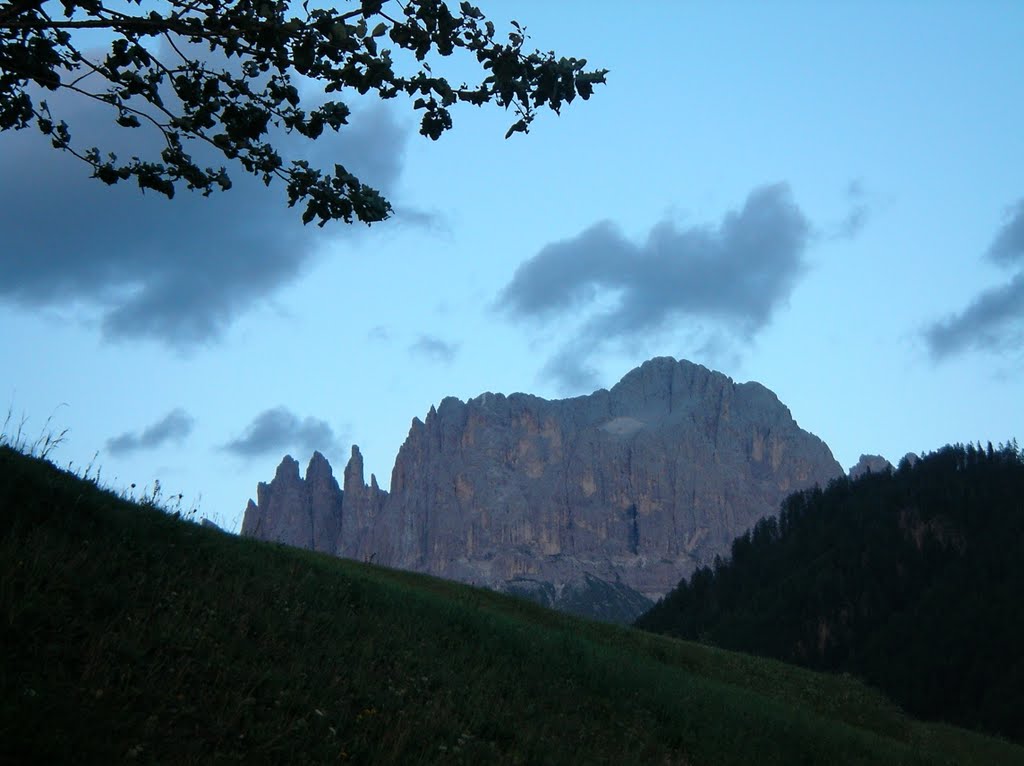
[636,443,1024,743]
[2,445,1022,765]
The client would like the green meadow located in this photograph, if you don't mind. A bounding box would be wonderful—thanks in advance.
[2,444,1022,765]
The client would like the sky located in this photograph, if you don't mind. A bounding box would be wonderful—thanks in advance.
[2,1,1023,531]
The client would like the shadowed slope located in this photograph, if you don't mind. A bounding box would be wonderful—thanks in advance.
[637,443,1024,743]
[2,445,1021,764]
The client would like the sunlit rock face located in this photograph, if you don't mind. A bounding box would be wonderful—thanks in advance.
[242,357,843,622]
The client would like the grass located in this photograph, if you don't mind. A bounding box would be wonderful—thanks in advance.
[2,443,1023,765]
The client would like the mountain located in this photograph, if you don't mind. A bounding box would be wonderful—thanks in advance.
[635,442,1024,742]
[848,453,894,478]
[242,357,843,622]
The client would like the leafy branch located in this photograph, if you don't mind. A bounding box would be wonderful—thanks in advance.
[0,0,607,225]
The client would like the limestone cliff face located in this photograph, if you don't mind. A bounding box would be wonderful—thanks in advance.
[241,357,843,621]
[240,452,343,554]
[338,445,390,563]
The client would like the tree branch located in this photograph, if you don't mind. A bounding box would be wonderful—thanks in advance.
[1,0,607,224]
[0,0,45,26]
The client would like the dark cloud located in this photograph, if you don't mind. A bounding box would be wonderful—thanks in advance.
[409,334,459,363]
[106,408,194,456]
[925,199,1024,359]
[987,200,1024,267]
[925,272,1024,359]
[540,349,601,393]
[497,183,811,390]
[0,61,412,347]
[223,407,343,458]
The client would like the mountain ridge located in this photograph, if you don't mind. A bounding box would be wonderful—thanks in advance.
[242,357,843,621]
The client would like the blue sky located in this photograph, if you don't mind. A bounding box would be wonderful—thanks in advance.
[2,1,1022,530]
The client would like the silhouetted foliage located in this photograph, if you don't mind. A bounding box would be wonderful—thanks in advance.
[0,0,606,224]
[636,441,1024,742]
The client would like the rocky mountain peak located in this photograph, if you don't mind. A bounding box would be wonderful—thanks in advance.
[273,454,300,481]
[344,445,365,488]
[306,451,335,484]
[608,356,713,413]
[849,454,894,479]
[242,356,843,623]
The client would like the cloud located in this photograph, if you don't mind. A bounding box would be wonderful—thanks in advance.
[987,199,1024,266]
[106,408,194,455]
[222,407,343,458]
[925,199,1024,359]
[925,272,1024,359]
[0,57,413,347]
[540,349,601,393]
[497,183,811,390]
[409,334,459,363]
[834,180,869,239]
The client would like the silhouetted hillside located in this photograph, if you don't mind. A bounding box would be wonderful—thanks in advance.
[636,442,1024,742]
[5,443,1023,764]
